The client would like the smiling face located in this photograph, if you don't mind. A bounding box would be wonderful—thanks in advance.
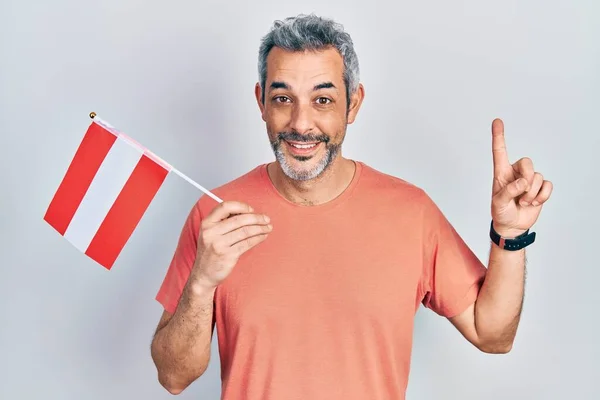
[255,46,363,181]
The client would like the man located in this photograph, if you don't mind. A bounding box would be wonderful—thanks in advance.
[150,14,552,399]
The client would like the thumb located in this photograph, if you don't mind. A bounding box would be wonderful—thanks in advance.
[495,178,529,205]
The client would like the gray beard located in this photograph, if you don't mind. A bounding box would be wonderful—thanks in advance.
[271,140,340,181]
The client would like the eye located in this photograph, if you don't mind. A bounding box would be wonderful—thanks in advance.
[316,97,332,105]
[274,96,291,103]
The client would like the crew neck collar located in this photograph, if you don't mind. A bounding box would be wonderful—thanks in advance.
[259,160,363,212]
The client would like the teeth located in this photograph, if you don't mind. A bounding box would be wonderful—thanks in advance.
[290,143,317,149]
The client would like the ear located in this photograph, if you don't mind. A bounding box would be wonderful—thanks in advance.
[346,83,365,124]
[255,82,266,122]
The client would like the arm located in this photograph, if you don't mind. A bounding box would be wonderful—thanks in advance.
[449,118,552,353]
[449,238,525,353]
[151,272,216,394]
[151,200,272,394]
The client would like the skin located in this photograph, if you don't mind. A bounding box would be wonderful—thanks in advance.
[151,45,553,394]
[449,119,553,353]
[254,46,365,206]
[150,201,273,394]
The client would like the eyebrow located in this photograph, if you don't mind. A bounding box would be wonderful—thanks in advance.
[313,82,336,91]
[270,81,289,90]
[269,81,337,91]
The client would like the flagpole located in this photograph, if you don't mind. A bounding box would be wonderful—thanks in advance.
[89,112,223,204]
[170,168,223,203]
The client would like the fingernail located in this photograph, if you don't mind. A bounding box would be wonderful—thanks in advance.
[520,200,529,206]
[264,215,270,223]
[532,200,539,206]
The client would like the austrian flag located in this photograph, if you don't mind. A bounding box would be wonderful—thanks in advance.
[43,116,221,270]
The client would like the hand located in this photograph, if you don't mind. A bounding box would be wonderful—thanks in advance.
[490,118,553,238]
[192,201,272,289]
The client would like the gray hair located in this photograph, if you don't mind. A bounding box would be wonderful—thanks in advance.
[258,14,360,107]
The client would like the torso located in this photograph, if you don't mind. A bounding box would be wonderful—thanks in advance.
[206,162,428,400]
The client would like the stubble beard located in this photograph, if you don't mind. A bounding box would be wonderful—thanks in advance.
[270,131,342,181]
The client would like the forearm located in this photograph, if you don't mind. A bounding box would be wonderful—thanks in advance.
[151,270,216,393]
[474,240,526,351]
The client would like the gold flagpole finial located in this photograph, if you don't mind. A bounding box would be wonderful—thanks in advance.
[89,112,97,119]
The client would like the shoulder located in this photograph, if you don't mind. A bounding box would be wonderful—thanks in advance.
[193,164,267,217]
[357,161,435,210]
[356,161,452,237]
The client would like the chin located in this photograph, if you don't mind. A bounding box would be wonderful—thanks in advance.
[275,146,339,181]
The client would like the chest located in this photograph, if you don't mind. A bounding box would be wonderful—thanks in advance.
[213,212,424,331]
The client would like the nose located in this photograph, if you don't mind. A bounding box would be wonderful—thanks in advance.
[288,103,315,134]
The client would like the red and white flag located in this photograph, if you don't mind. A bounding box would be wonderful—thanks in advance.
[44,115,221,270]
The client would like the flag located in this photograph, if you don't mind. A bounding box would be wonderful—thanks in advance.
[43,115,221,270]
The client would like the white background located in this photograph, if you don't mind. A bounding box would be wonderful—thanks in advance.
[1,0,599,398]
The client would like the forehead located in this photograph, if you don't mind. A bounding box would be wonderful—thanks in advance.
[265,46,344,87]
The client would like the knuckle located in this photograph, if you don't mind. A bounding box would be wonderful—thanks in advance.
[200,229,212,242]
[517,157,532,168]
[242,225,252,237]
[257,234,268,244]
[220,202,231,213]
[211,242,226,256]
[210,244,222,255]
[200,234,210,245]
[214,202,226,213]
[233,244,245,257]
[240,214,253,225]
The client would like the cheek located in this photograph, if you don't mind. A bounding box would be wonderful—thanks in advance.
[264,109,288,131]
[317,113,346,138]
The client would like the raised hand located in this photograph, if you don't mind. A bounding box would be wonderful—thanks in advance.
[490,118,553,238]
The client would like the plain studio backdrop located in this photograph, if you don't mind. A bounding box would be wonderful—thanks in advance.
[1,0,598,399]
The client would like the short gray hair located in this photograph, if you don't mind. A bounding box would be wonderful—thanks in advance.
[258,14,360,107]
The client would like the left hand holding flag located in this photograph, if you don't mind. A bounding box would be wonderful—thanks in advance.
[489,118,553,238]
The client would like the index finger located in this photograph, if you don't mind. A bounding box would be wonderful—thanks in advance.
[492,118,510,173]
[204,201,254,224]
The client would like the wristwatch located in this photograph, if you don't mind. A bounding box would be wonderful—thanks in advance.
[489,221,536,251]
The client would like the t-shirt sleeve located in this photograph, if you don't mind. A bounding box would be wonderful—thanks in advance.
[420,192,487,318]
[155,201,203,314]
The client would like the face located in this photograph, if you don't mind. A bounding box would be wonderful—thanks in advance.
[255,46,364,181]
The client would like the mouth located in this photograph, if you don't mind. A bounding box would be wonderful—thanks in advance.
[284,140,322,156]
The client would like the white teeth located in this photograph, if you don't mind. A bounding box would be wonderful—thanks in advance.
[290,143,317,149]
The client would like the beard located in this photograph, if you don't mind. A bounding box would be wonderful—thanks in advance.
[270,130,341,181]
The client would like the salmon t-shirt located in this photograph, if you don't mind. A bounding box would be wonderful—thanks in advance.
[156,161,487,399]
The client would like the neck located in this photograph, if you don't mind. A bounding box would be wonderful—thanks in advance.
[267,156,356,206]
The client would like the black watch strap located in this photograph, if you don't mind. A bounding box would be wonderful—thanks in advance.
[489,221,536,251]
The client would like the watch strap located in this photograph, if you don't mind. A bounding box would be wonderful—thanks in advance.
[490,221,536,251]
